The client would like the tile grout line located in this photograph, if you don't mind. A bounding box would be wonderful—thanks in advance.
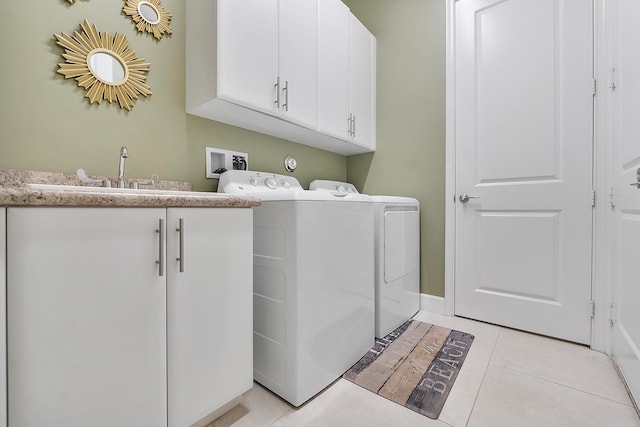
[464,326,503,427]
[613,361,640,419]
[265,406,295,427]
[495,363,639,410]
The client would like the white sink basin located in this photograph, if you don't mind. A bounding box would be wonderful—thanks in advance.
[25,183,210,197]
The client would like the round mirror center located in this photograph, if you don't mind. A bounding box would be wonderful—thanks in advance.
[138,2,160,24]
[88,51,126,85]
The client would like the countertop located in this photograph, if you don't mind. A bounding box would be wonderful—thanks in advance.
[0,169,260,208]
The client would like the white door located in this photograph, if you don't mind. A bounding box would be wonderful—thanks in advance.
[318,0,351,140]
[278,0,317,129]
[0,209,5,427]
[349,14,375,149]
[7,208,167,427]
[610,0,640,405]
[217,0,279,114]
[454,0,594,344]
[167,208,253,427]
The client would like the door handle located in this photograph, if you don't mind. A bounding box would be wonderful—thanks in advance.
[156,218,165,277]
[176,218,185,273]
[274,77,280,108]
[352,114,356,137]
[282,80,288,111]
[458,193,480,203]
[629,168,640,189]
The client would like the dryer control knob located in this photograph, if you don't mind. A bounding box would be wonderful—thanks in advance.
[336,185,347,193]
[281,181,291,189]
[265,178,277,189]
[250,178,258,186]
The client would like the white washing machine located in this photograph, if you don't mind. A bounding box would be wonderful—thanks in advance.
[310,180,420,338]
[218,171,374,407]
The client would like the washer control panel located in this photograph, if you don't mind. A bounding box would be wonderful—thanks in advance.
[309,180,359,194]
[218,170,302,193]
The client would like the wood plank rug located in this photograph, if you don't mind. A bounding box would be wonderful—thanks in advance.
[343,320,474,419]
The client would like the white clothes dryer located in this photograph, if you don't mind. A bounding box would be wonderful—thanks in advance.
[218,171,374,407]
[310,180,420,338]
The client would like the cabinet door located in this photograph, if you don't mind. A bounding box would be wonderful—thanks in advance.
[167,208,253,427]
[0,209,5,427]
[7,208,167,427]
[318,0,351,140]
[350,14,376,149]
[278,0,318,129]
[217,0,279,114]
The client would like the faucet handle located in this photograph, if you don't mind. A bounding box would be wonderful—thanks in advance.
[76,168,102,185]
[139,175,159,186]
[130,175,159,189]
[76,168,111,187]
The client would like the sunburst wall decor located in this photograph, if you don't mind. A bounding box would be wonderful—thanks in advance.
[54,20,152,111]
[123,0,172,40]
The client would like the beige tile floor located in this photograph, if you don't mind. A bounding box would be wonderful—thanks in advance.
[210,311,640,427]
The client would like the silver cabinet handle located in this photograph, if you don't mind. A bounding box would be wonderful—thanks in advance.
[156,218,165,277]
[282,80,289,111]
[176,217,185,273]
[458,194,480,203]
[352,114,356,137]
[274,77,280,108]
[348,113,356,137]
[629,168,640,188]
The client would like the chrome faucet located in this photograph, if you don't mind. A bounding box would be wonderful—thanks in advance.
[117,146,129,188]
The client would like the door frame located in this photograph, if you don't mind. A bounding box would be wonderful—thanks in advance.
[444,0,611,352]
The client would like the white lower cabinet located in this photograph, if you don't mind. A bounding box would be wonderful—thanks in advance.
[8,208,167,427]
[167,208,253,427]
[6,207,253,427]
[0,209,5,427]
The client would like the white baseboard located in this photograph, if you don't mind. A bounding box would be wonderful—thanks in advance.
[420,293,446,315]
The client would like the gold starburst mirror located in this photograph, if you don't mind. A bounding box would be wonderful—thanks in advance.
[54,20,152,111]
[123,0,172,40]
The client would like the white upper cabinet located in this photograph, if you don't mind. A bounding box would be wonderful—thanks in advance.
[317,0,351,141]
[216,0,279,114]
[318,5,376,150]
[216,0,317,128]
[349,14,376,149]
[186,0,376,156]
[278,0,318,129]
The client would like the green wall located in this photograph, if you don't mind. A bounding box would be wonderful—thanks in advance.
[0,0,346,191]
[0,0,446,297]
[344,0,446,297]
